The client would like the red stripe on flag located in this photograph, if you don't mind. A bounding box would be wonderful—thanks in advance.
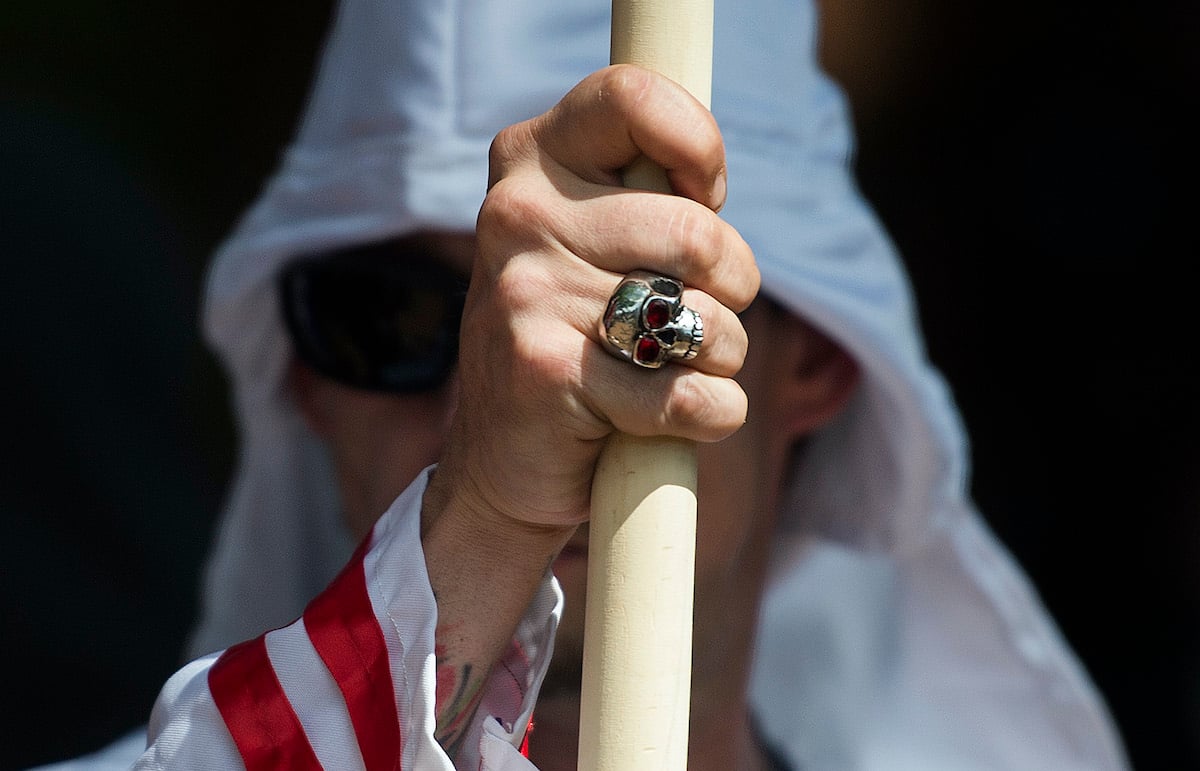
[304,538,401,771]
[520,717,533,757]
[209,636,323,771]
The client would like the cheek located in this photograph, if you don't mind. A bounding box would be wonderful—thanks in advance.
[329,389,455,539]
[371,408,445,492]
[690,334,795,580]
[694,431,765,577]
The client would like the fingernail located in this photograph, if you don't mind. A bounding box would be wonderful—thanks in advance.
[711,169,727,211]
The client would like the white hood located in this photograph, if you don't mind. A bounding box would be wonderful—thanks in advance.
[188,0,1128,768]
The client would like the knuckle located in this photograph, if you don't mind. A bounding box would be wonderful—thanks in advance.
[509,330,583,418]
[670,207,722,281]
[725,249,761,311]
[476,177,545,246]
[704,118,724,154]
[487,123,532,179]
[479,292,571,388]
[492,257,550,317]
[663,374,746,442]
[597,64,655,117]
[663,374,713,434]
[718,319,750,375]
[690,110,725,169]
[668,209,759,311]
[707,230,760,312]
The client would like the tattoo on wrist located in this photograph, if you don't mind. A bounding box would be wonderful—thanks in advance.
[434,639,486,759]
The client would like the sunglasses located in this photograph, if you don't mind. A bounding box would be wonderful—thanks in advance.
[279,240,469,393]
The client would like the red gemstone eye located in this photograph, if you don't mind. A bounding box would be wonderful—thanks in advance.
[634,336,662,364]
[644,298,671,329]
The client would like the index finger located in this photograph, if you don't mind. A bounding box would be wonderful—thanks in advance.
[507,65,727,211]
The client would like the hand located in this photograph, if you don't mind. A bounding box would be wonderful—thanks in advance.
[436,64,760,533]
[419,67,758,757]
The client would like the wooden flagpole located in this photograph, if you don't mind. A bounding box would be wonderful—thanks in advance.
[578,1,713,769]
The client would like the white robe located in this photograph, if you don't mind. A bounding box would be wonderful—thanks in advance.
[37,471,1127,770]
[133,471,554,771]
[33,0,1129,767]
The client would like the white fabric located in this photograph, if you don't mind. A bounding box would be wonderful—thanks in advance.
[133,470,559,771]
[36,0,1129,767]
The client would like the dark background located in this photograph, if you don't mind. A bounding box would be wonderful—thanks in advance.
[2,1,1196,768]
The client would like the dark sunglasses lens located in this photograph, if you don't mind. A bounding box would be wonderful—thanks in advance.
[282,257,464,392]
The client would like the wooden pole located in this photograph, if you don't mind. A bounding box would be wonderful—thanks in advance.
[578,2,713,769]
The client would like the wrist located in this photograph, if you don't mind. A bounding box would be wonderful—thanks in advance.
[419,463,574,758]
[421,463,578,565]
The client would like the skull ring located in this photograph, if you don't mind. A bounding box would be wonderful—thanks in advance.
[599,270,704,369]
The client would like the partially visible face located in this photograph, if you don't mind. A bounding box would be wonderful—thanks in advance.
[290,232,474,539]
[292,364,459,539]
[294,232,833,692]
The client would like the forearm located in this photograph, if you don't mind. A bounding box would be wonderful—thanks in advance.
[138,470,563,770]
[420,464,575,759]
